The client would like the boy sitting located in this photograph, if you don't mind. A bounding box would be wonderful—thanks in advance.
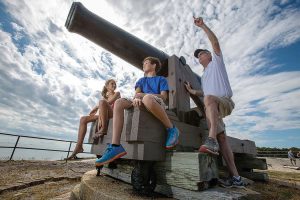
[95,56,180,166]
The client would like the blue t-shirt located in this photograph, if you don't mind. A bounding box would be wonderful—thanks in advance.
[135,76,169,94]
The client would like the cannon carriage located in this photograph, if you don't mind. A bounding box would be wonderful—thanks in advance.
[65,2,265,197]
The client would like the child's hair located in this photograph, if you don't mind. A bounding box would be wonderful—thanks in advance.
[143,56,162,73]
[101,79,116,99]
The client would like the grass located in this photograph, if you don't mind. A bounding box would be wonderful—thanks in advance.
[267,170,300,182]
[248,170,300,200]
[249,182,300,200]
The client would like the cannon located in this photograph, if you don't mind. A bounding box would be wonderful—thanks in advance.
[65,2,263,197]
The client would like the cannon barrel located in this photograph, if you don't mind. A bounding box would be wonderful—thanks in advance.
[65,2,169,75]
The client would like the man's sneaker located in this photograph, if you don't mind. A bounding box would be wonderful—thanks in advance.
[95,144,127,167]
[199,137,219,156]
[166,126,179,149]
[219,176,245,188]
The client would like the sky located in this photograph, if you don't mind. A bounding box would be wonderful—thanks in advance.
[0,0,299,148]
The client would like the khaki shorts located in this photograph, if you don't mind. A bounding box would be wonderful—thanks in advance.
[217,96,235,118]
[210,96,235,134]
[152,95,167,109]
[124,95,166,110]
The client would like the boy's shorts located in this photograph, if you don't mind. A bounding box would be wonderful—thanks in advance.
[151,95,167,109]
[123,95,166,110]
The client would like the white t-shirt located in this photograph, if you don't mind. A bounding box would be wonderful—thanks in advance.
[201,51,233,97]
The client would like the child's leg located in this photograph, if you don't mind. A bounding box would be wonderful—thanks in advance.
[112,98,132,145]
[95,98,131,166]
[142,94,172,128]
[77,115,98,148]
[142,94,179,149]
[68,115,98,159]
[97,100,113,135]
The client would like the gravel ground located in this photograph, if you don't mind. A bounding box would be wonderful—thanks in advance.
[0,159,95,199]
[1,158,299,200]
[0,159,172,200]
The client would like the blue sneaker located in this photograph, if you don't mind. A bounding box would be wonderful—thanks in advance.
[166,126,179,149]
[95,144,127,167]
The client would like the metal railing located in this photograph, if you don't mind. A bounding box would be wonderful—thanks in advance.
[0,132,93,161]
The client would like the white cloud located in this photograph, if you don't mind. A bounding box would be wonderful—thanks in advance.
[0,0,140,140]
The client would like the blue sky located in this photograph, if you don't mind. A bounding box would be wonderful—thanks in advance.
[0,0,299,148]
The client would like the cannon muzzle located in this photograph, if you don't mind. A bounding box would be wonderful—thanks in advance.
[65,2,169,75]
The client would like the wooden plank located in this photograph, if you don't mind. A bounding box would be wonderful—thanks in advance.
[239,171,269,182]
[94,167,260,200]
[178,109,203,126]
[190,94,206,119]
[89,107,257,160]
[199,118,209,130]
[128,107,166,143]
[227,136,257,156]
[124,107,134,142]
[91,137,166,161]
[154,152,218,191]
[88,121,98,144]
[172,120,206,150]
[128,106,140,141]
[198,153,219,183]
[167,55,201,113]
[91,117,206,160]
[102,152,218,191]
[102,167,132,183]
[234,155,267,170]
[167,56,178,111]
[283,165,300,170]
[166,110,179,119]
[124,107,207,145]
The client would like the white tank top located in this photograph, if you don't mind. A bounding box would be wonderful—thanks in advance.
[201,51,233,97]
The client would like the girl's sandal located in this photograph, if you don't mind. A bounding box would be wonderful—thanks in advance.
[66,148,84,160]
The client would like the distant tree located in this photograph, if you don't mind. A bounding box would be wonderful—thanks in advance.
[257,147,299,151]
[256,147,300,158]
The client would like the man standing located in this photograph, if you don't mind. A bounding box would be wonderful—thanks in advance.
[288,149,297,166]
[185,16,244,187]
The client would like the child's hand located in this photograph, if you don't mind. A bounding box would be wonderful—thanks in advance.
[134,93,145,99]
[133,98,142,107]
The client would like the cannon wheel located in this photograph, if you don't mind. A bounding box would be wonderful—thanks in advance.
[198,178,219,190]
[131,161,156,196]
[95,155,103,176]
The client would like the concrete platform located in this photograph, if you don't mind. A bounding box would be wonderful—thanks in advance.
[71,170,261,200]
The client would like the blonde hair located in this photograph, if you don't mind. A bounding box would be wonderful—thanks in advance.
[101,79,116,99]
